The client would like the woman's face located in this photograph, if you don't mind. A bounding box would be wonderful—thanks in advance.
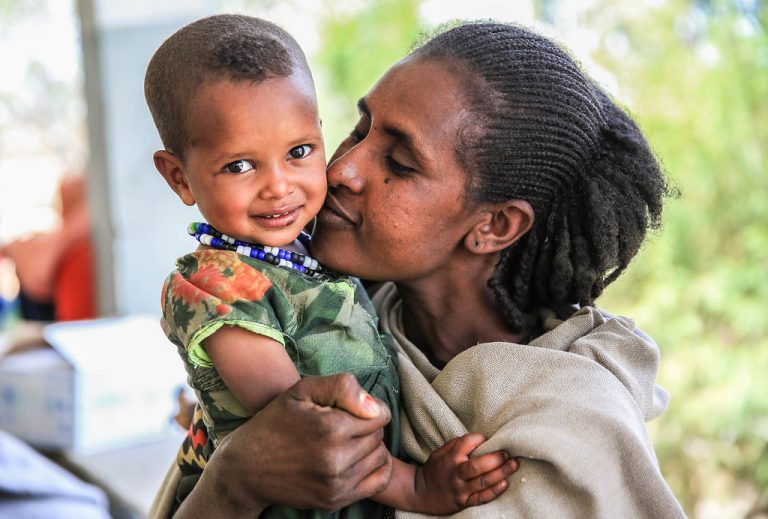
[312,57,480,282]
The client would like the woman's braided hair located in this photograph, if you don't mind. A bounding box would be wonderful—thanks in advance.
[413,22,669,338]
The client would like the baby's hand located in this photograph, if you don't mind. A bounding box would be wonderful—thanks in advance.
[415,432,518,514]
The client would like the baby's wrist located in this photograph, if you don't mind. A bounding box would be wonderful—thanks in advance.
[410,464,439,513]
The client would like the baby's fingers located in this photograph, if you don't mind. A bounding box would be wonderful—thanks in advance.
[448,432,486,457]
[461,458,519,495]
[466,479,509,507]
[456,451,515,480]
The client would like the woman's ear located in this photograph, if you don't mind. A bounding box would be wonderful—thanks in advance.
[154,150,196,206]
[464,200,534,254]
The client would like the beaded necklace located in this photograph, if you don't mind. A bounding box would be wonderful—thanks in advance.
[188,222,334,280]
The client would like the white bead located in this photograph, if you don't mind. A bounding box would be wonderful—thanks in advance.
[243,246,252,256]
[309,259,318,270]
[303,257,312,267]
[236,245,244,254]
[201,234,212,245]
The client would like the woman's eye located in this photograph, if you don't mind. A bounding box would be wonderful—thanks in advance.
[288,144,312,159]
[387,156,413,175]
[223,160,254,174]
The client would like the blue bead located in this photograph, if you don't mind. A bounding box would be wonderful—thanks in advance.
[278,250,285,260]
[257,250,266,260]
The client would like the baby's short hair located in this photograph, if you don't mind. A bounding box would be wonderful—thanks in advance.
[144,14,311,157]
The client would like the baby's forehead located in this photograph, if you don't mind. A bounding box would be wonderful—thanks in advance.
[191,71,317,108]
[183,74,321,149]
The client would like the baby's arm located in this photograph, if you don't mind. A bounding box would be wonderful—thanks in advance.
[205,326,516,513]
[204,325,300,413]
[374,433,518,514]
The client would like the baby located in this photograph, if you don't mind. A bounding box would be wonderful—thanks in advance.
[145,14,514,517]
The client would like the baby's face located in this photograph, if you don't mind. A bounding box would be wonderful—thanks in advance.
[180,73,326,247]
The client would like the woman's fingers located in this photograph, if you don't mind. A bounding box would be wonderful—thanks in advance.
[211,374,393,511]
[350,441,393,497]
[290,375,391,477]
[293,373,389,421]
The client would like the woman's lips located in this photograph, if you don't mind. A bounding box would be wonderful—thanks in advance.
[319,194,356,226]
[254,206,300,228]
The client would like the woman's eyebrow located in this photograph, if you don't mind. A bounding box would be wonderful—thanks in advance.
[357,98,427,165]
[357,98,369,116]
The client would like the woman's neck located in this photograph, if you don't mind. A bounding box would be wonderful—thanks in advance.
[395,259,525,365]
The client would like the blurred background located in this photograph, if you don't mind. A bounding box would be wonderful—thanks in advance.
[0,0,765,517]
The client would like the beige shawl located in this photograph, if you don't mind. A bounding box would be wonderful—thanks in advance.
[373,282,686,519]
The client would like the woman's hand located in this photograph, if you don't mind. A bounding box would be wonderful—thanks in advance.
[175,374,393,518]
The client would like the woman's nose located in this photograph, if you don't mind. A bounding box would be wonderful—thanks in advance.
[327,145,366,194]
[259,165,292,200]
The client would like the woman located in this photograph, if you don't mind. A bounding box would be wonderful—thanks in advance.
[156,21,684,518]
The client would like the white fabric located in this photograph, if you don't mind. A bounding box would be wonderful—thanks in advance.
[0,430,110,519]
[372,282,686,519]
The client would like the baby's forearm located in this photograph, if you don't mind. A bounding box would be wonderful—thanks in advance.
[372,457,421,511]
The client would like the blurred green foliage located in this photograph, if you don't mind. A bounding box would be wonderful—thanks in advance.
[316,0,767,515]
[585,0,768,514]
[0,0,42,19]
[316,0,422,151]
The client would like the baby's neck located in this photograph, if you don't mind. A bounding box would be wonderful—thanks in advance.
[281,237,309,256]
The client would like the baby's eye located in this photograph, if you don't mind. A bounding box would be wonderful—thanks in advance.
[288,144,312,159]
[223,160,254,174]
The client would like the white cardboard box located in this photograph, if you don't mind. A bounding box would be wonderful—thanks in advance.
[0,315,188,454]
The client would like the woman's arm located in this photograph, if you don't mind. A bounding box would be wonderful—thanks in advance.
[173,373,393,518]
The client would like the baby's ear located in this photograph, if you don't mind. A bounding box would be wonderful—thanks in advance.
[154,150,195,206]
[464,199,534,254]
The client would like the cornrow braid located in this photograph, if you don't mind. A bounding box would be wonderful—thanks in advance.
[414,22,668,338]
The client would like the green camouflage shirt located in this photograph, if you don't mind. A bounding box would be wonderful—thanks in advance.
[161,249,400,518]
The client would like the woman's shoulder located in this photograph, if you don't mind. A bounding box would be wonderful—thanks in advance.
[532,305,669,421]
